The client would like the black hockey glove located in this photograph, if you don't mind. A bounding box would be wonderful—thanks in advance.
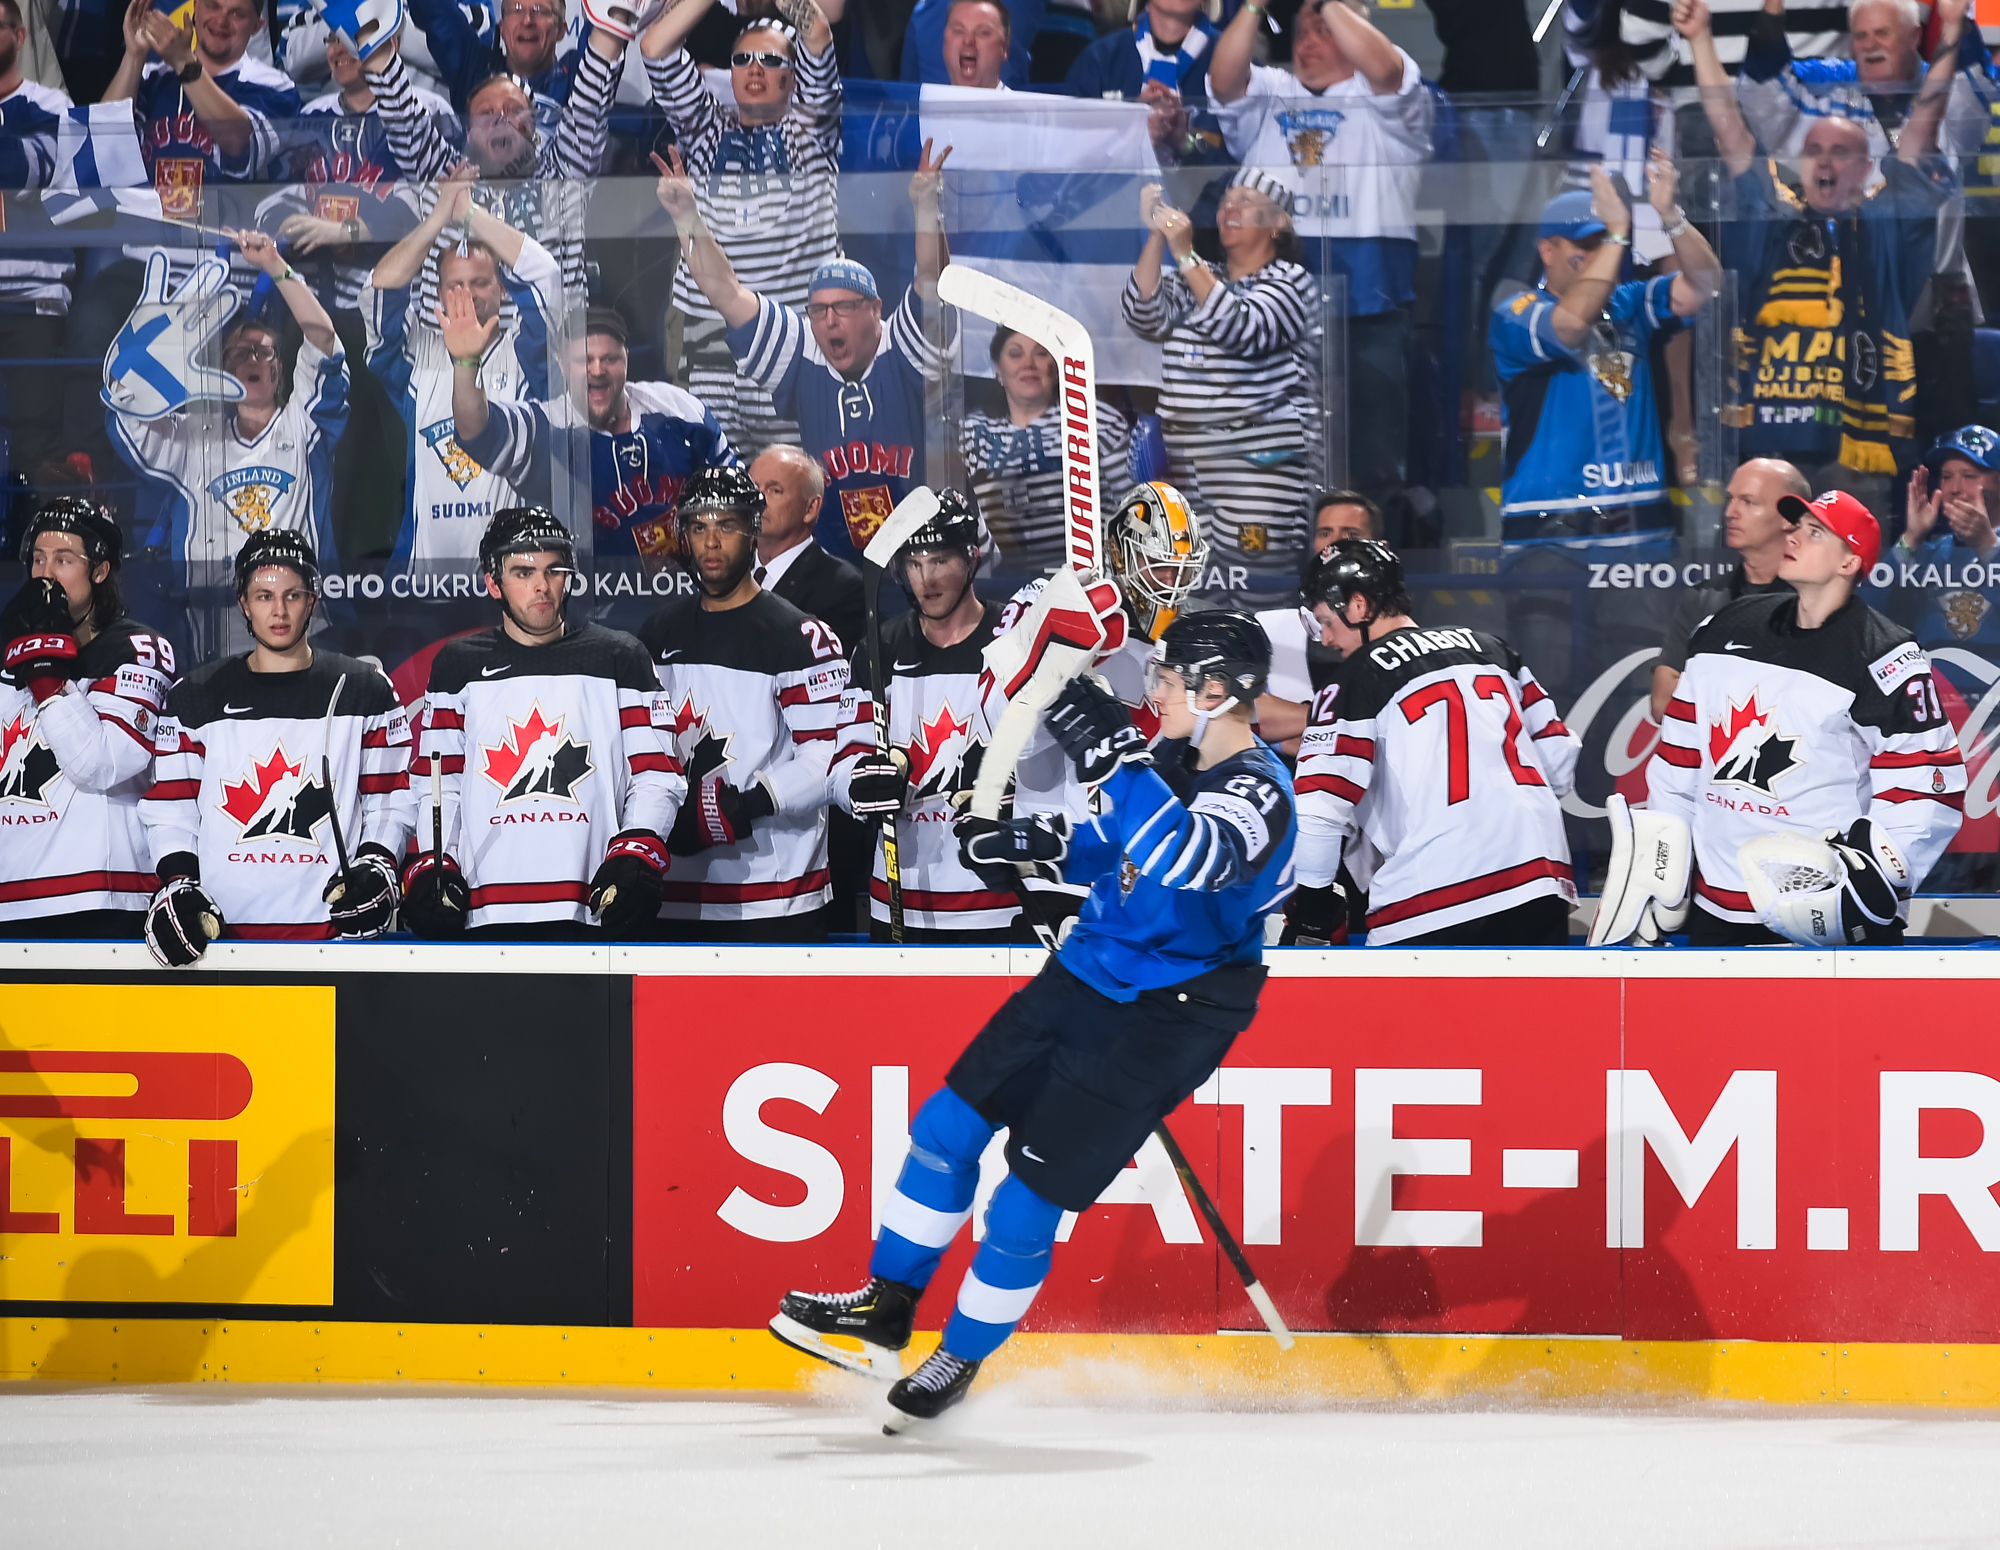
[1825,818,1907,945]
[1045,674,1150,787]
[400,850,469,938]
[1,576,78,699]
[957,812,1071,893]
[669,775,774,854]
[145,872,224,967]
[848,748,909,816]
[1279,882,1348,947]
[590,829,667,937]
[324,843,400,939]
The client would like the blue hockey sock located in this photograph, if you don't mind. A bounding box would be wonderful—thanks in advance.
[869,1087,994,1291]
[942,1173,1064,1362]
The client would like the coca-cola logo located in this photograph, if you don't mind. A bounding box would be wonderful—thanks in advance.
[1558,647,1662,821]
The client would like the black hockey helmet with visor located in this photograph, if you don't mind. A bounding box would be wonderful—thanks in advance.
[21,496,123,570]
[234,527,321,596]
[1146,607,1271,744]
[895,487,981,617]
[1302,538,1408,644]
[480,505,576,579]
[676,464,765,537]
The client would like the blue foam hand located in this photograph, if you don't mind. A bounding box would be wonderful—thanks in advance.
[101,254,246,420]
[308,0,404,60]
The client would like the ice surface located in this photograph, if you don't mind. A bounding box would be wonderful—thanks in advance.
[4,1379,2000,1549]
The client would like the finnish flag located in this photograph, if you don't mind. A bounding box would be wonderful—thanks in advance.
[46,102,163,226]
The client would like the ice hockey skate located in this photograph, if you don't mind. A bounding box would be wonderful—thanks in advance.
[882,1349,981,1434]
[768,1277,918,1380]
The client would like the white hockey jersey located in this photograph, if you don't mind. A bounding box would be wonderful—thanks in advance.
[418,622,683,930]
[1295,624,1580,945]
[364,235,562,569]
[142,649,414,937]
[833,601,1014,934]
[1648,591,1966,924]
[0,618,172,922]
[640,591,851,922]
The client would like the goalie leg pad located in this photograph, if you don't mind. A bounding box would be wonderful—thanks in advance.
[1587,794,1691,947]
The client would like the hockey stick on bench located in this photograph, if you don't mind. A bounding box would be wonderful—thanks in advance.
[940,264,1293,1352]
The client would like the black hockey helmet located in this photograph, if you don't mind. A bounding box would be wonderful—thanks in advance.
[479,505,576,578]
[894,488,981,612]
[20,495,122,569]
[1302,538,1410,625]
[675,464,765,535]
[1149,607,1272,707]
[234,527,321,596]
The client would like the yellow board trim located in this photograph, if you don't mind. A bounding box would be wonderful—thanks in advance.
[2,1319,1998,1407]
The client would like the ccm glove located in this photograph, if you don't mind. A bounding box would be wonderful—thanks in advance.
[1279,881,1348,947]
[590,829,667,936]
[669,775,774,854]
[1045,674,1150,787]
[400,850,469,938]
[848,748,909,815]
[323,843,400,939]
[956,812,1071,892]
[1825,818,1907,945]
[145,872,224,966]
[1,576,78,700]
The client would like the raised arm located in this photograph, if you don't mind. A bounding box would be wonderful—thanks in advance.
[438,286,499,443]
[640,0,715,59]
[1550,169,1633,349]
[1319,0,1407,95]
[1674,0,1755,176]
[371,160,475,292]
[1207,0,1259,103]
[1900,0,1970,162]
[136,4,253,160]
[653,147,758,327]
[228,227,340,358]
[101,0,153,104]
[912,138,952,299]
[1646,148,1724,318]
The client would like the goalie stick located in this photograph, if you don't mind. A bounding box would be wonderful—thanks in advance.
[321,673,353,882]
[939,265,1292,1352]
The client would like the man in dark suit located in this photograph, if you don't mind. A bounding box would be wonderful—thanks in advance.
[752,445,866,657]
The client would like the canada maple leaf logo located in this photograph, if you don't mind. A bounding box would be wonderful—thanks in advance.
[219,744,332,841]
[663,693,704,741]
[0,712,59,805]
[1708,691,1803,794]
[480,703,595,803]
[906,701,971,798]
[664,693,733,785]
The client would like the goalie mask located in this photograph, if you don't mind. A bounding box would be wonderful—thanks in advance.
[1145,608,1270,747]
[894,488,981,619]
[1108,481,1207,642]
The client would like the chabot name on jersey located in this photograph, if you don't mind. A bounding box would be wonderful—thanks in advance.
[1580,460,1659,492]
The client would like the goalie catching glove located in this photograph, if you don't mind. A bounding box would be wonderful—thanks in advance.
[145,870,225,967]
[1045,674,1150,787]
[956,812,1071,893]
[1586,794,1691,947]
[1739,819,1908,947]
[323,843,400,939]
[589,830,668,936]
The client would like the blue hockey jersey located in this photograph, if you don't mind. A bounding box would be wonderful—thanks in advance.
[1058,737,1297,1001]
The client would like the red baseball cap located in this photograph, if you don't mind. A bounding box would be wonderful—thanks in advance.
[1776,489,1881,575]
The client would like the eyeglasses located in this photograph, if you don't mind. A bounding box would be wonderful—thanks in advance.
[223,342,277,364]
[804,298,871,321]
[731,49,791,68]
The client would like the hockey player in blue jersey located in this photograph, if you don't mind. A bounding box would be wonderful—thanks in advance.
[771,609,1296,1431]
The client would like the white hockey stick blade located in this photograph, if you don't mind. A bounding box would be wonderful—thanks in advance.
[860,485,942,572]
[937,263,1101,576]
[1244,1280,1296,1351]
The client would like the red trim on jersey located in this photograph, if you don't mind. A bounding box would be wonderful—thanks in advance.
[790,727,837,743]
[1696,878,1753,913]
[850,701,876,725]
[1296,772,1366,804]
[171,734,205,755]
[627,752,683,774]
[1519,681,1549,708]
[107,715,155,751]
[144,779,201,801]
[868,879,1019,912]
[1664,698,1696,723]
[427,708,464,729]
[1366,857,1573,931]
[778,685,812,706]
[1871,749,1965,769]
[438,756,465,774]
[0,870,157,903]
[831,744,868,768]
[660,868,831,903]
[361,727,395,748]
[229,922,335,941]
[1654,741,1701,767]
[89,674,119,693]
[1532,719,1572,740]
[1332,735,1376,762]
[469,881,592,907]
[620,705,651,728]
[358,772,408,794]
[1876,787,1966,810]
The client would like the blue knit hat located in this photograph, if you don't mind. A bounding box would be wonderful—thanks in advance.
[807,259,878,301]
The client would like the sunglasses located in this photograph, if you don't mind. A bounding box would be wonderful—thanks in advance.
[731,49,791,68]
[804,298,871,321]
[224,342,277,364]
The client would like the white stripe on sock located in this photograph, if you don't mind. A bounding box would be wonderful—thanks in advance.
[879,1189,972,1249]
[955,1269,1044,1326]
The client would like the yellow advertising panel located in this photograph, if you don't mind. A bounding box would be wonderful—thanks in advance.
[0,985,334,1304]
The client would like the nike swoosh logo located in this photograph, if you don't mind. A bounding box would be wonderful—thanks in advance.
[1723,641,1752,652]
[893,660,922,672]
[223,703,252,714]
[481,665,511,677]
[658,649,683,661]
[1020,1145,1046,1163]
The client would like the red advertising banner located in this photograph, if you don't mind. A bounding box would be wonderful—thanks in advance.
[632,969,2000,1343]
